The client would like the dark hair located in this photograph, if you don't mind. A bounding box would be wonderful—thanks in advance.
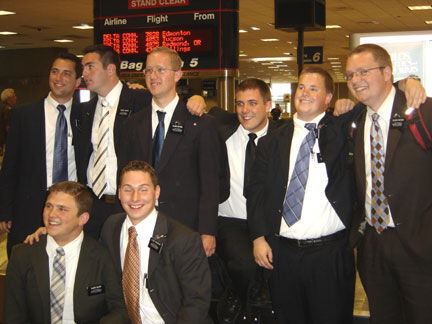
[299,66,335,95]
[84,44,121,76]
[48,181,93,215]
[348,43,393,71]
[237,78,271,103]
[54,52,82,79]
[119,160,158,187]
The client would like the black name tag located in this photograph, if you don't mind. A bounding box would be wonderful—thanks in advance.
[117,107,132,117]
[169,121,184,135]
[148,237,163,254]
[391,113,405,129]
[87,285,105,296]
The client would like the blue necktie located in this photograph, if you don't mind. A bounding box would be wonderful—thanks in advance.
[282,123,316,226]
[53,104,68,184]
[152,110,166,169]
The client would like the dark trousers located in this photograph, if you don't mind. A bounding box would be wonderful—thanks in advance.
[217,216,261,304]
[270,234,355,324]
[357,225,432,324]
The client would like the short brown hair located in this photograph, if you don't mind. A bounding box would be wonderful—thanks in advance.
[48,181,93,215]
[237,78,271,103]
[299,66,335,95]
[148,46,183,70]
[348,43,393,72]
[119,160,158,188]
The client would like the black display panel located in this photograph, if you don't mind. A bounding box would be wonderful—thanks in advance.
[94,0,238,73]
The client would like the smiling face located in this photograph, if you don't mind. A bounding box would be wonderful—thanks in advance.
[49,58,81,104]
[43,191,88,246]
[346,51,393,112]
[236,88,271,133]
[294,72,332,121]
[118,170,160,225]
[145,51,182,106]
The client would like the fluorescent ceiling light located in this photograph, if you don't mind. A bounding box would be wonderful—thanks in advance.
[0,31,17,35]
[327,57,339,60]
[408,6,432,10]
[0,10,15,15]
[330,62,342,65]
[54,39,74,43]
[239,29,248,33]
[76,54,84,58]
[0,45,5,48]
[426,21,432,24]
[260,38,280,42]
[326,25,342,29]
[239,54,247,57]
[283,52,293,56]
[250,27,261,30]
[73,24,93,30]
[252,57,296,62]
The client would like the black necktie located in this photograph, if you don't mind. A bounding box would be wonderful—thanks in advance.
[152,110,166,169]
[53,104,68,183]
[243,132,257,197]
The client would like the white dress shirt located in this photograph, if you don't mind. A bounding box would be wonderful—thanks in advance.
[87,81,123,195]
[218,120,269,220]
[120,209,164,324]
[44,93,77,187]
[46,231,84,324]
[280,112,345,239]
[363,86,395,227]
[151,94,179,138]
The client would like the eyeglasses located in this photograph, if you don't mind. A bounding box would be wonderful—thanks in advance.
[144,67,177,76]
[344,66,385,81]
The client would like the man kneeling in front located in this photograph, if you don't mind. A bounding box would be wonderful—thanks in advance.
[100,160,212,324]
[5,181,128,323]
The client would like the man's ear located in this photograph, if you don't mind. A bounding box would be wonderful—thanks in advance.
[78,212,90,226]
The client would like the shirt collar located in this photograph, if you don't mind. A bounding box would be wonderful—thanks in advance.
[46,93,73,110]
[98,81,123,107]
[46,231,84,257]
[293,111,325,128]
[152,94,179,115]
[125,208,158,234]
[366,85,395,123]
[239,118,269,139]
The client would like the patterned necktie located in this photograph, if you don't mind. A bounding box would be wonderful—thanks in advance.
[53,104,68,184]
[243,132,257,197]
[282,123,316,226]
[123,226,142,324]
[370,113,390,233]
[152,110,166,169]
[91,99,110,198]
[50,247,65,324]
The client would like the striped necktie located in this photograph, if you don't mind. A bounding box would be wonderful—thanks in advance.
[50,247,66,324]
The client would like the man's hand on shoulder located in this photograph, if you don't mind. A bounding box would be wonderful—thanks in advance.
[0,220,12,233]
[201,234,216,257]
[23,227,46,245]
[126,81,146,90]
[333,99,355,116]
[253,236,274,270]
[186,95,206,116]
[398,78,426,109]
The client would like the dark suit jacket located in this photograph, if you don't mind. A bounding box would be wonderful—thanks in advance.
[209,111,287,204]
[247,110,361,265]
[350,88,432,264]
[4,234,129,324]
[100,212,212,324]
[75,85,151,186]
[118,100,220,235]
[0,98,80,248]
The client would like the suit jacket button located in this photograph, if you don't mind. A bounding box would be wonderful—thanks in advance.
[149,288,154,293]
[278,209,282,213]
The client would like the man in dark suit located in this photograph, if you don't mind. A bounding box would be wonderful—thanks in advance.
[0,53,82,255]
[210,78,284,322]
[5,181,128,324]
[77,44,206,239]
[101,160,212,324]
[346,44,432,324]
[248,67,360,324]
[118,46,220,257]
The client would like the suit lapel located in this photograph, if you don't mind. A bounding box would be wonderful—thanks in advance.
[114,85,135,151]
[147,213,168,278]
[74,235,93,304]
[384,89,406,173]
[157,102,188,172]
[354,109,367,197]
[32,237,51,322]
[278,120,294,184]
[137,107,153,163]
[112,214,125,274]
[37,100,48,188]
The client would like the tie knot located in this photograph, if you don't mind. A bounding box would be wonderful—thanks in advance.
[57,104,66,113]
[371,113,379,122]
[157,110,166,121]
[128,226,138,239]
[248,133,257,141]
[56,247,65,257]
[101,99,109,108]
[304,123,316,132]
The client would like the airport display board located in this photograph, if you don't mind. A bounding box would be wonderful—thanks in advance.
[94,0,239,73]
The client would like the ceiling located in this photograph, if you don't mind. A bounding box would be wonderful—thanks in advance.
[0,0,431,83]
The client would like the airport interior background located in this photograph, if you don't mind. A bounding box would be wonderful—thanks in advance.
[0,0,432,322]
